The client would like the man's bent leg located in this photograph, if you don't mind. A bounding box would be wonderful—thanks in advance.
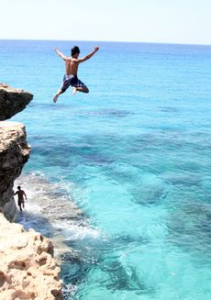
[53,89,63,103]
[73,87,89,95]
[73,78,89,95]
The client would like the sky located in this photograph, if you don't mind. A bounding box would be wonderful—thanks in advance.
[0,0,211,45]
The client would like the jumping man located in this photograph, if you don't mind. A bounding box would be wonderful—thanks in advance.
[53,45,100,103]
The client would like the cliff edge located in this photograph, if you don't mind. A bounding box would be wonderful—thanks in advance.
[0,84,33,121]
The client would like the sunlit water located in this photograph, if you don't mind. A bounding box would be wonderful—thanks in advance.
[1,40,211,299]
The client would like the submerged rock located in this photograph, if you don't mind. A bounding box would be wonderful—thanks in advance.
[0,84,33,120]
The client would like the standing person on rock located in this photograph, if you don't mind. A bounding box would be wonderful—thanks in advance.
[14,186,27,212]
[53,45,100,103]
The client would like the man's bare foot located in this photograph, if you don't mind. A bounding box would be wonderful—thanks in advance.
[53,94,59,103]
[72,87,77,95]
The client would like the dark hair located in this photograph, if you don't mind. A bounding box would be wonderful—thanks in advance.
[71,46,80,56]
[17,186,21,190]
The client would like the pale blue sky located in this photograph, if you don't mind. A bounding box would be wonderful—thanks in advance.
[0,0,210,45]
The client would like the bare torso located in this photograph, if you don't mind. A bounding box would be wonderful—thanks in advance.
[16,190,25,201]
[65,58,79,75]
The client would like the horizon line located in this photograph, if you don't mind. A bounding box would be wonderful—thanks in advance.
[0,38,211,47]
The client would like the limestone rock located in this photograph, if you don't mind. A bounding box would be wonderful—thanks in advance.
[0,121,30,220]
[0,213,62,300]
[0,84,33,120]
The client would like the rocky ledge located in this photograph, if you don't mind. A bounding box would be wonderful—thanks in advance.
[0,213,62,300]
[0,84,33,120]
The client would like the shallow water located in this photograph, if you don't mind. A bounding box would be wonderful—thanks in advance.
[2,40,211,299]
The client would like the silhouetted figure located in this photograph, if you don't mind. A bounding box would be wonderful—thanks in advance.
[14,186,27,212]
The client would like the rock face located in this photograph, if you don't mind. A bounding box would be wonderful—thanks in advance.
[0,84,33,120]
[0,121,30,220]
[0,213,62,300]
[0,84,62,299]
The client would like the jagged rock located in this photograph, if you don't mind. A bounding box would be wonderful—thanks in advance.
[0,84,33,120]
[0,213,62,300]
[0,121,30,220]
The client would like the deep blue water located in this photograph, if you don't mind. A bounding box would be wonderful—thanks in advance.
[1,40,211,300]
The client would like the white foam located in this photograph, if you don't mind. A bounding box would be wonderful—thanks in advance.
[15,172,100,248]
[53,220,100,241]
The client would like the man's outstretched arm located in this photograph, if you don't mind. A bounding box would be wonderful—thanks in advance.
[54,48,67,60]
[78,47,99,63]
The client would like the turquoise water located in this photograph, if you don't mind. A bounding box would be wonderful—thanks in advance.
[1,40,211,299]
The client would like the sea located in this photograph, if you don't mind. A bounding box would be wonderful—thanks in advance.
[1,40,211,300]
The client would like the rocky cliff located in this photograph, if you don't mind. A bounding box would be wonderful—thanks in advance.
[0,84,62,300]
[0,84,33,219]
[0,121,30,220]
[0,84,33,121]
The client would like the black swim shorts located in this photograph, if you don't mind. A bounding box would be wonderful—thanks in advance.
[61,74,87,93]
